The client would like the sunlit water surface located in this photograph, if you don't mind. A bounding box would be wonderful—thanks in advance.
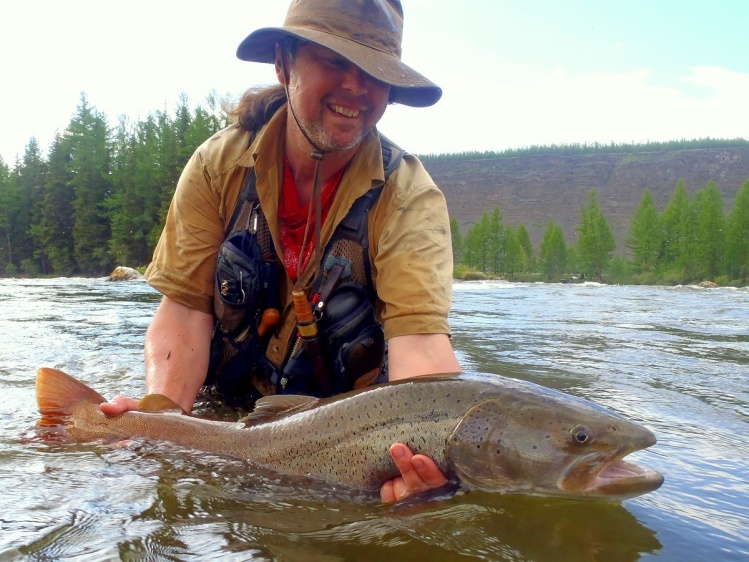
[1,278,747,561]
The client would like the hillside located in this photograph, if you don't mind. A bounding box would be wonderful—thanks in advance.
[422,147,749,252]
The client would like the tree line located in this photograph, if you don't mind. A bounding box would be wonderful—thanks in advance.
[419,137,749,162]
[0,93,231,276]
[452,180,749,285]
[1,93,747,285]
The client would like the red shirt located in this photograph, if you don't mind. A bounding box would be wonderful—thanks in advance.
[278,159,344,281]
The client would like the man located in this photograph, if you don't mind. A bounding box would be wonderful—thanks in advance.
[102,0,459,503]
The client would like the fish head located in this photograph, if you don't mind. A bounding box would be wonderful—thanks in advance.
[446,391,664,500]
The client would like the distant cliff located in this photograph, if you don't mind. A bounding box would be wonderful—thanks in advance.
[423,147,749,251]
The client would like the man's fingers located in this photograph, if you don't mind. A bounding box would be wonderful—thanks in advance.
[380,476,411,503]
[380,479,397,503]
[411,455,449,487]
[389,443,424,491]
[381,444,453,503]
[99,396,139,416]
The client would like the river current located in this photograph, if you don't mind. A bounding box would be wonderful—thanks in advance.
[1,278,747,561]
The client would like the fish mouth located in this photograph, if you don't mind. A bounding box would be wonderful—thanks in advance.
[587,458,664,498]
[560,452,664,500]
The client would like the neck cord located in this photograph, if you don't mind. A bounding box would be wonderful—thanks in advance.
[281,54,326,289]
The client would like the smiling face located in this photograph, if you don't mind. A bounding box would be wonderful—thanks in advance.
[275,41,392,154]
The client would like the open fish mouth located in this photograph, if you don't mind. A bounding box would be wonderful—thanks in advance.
[589,458,664,497]
[562,454,664,500]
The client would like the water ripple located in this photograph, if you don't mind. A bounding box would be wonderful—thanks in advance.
[1,279,747,561]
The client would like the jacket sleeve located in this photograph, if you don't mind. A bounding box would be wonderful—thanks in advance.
[371,155,454,340]
[145,149,227,315]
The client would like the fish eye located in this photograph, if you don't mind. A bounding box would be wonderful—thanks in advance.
[571,426,590,444]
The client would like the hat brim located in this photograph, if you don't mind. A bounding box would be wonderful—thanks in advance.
[237,27,442,108]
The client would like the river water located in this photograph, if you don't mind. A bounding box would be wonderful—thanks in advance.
[1,278,747,561]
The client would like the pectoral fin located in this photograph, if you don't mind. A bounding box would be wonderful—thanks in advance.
[137,394,186,414]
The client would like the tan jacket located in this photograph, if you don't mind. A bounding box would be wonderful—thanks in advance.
[146,107,453,370]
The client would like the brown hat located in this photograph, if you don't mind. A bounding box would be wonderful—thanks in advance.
[236,0,442,108]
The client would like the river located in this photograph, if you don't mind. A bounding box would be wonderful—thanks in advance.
[1,278,747,561]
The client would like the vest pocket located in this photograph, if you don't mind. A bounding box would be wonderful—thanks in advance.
[321,283,385,394]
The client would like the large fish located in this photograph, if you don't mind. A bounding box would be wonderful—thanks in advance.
[35,367,663,500]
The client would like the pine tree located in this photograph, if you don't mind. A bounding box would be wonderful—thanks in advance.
[725,180,749,283]
[0,156,13,271]
[463,225,479,270]
[132,114,162,262]
[540,219,566,280]
[173,94,194,163]
[693,181,725,280]
[502,226,522,278]
[14,138,47,274]
[68,94,114,275]
[36,135,76,274]
[576,189,616,282]
[627,189,662,273]
[661,180,694,280]
[515,223,533,272]
[566,244,578,274]
[465,211,491,273]
[487,206,504,275]
[108,116,138,265]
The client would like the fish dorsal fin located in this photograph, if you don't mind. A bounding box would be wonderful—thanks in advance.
[241,395,319,425]
[36,367,107,427]
[137,394,186,414]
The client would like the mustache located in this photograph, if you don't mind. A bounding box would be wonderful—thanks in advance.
[323,93,370,111]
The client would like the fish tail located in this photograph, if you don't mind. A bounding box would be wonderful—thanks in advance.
[35,367,106,428]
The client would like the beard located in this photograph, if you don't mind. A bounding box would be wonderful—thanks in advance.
[287,93,374,154]
[285,81,376,153]
[300,117,371,153]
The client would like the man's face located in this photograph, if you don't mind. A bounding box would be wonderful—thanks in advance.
[277,42,391,153]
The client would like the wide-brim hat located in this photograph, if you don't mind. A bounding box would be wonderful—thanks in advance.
[236,0,442,108]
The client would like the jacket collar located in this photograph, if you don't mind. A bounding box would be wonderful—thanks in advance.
[248,105,385,286]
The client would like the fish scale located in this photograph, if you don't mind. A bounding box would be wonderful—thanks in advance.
[232,381,470,488]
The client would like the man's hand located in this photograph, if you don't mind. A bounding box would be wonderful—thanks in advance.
[380,443,449,503]
[100,396,139,416]
[382,334,459,502]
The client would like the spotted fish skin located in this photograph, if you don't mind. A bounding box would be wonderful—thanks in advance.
[35,368,664,500]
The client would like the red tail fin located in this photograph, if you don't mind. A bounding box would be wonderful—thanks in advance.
[36,368,106,428]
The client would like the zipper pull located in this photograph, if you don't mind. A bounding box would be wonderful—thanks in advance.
[247,202,260,234]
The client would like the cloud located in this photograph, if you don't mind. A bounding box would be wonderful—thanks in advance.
[2,1,747,162]
[380,65,749,155]
[681,66,749,99]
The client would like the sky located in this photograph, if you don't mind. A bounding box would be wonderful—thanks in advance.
[1,0,748,164]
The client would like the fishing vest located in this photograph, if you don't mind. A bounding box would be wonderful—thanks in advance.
[205,134,405,405]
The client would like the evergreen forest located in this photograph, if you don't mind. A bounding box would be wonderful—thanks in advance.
[0,93,231,277]
[1,94,748,286]
[453,182,749,286]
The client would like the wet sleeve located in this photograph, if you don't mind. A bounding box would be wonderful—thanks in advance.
[144,150,226,315]
[372,159,454,340]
